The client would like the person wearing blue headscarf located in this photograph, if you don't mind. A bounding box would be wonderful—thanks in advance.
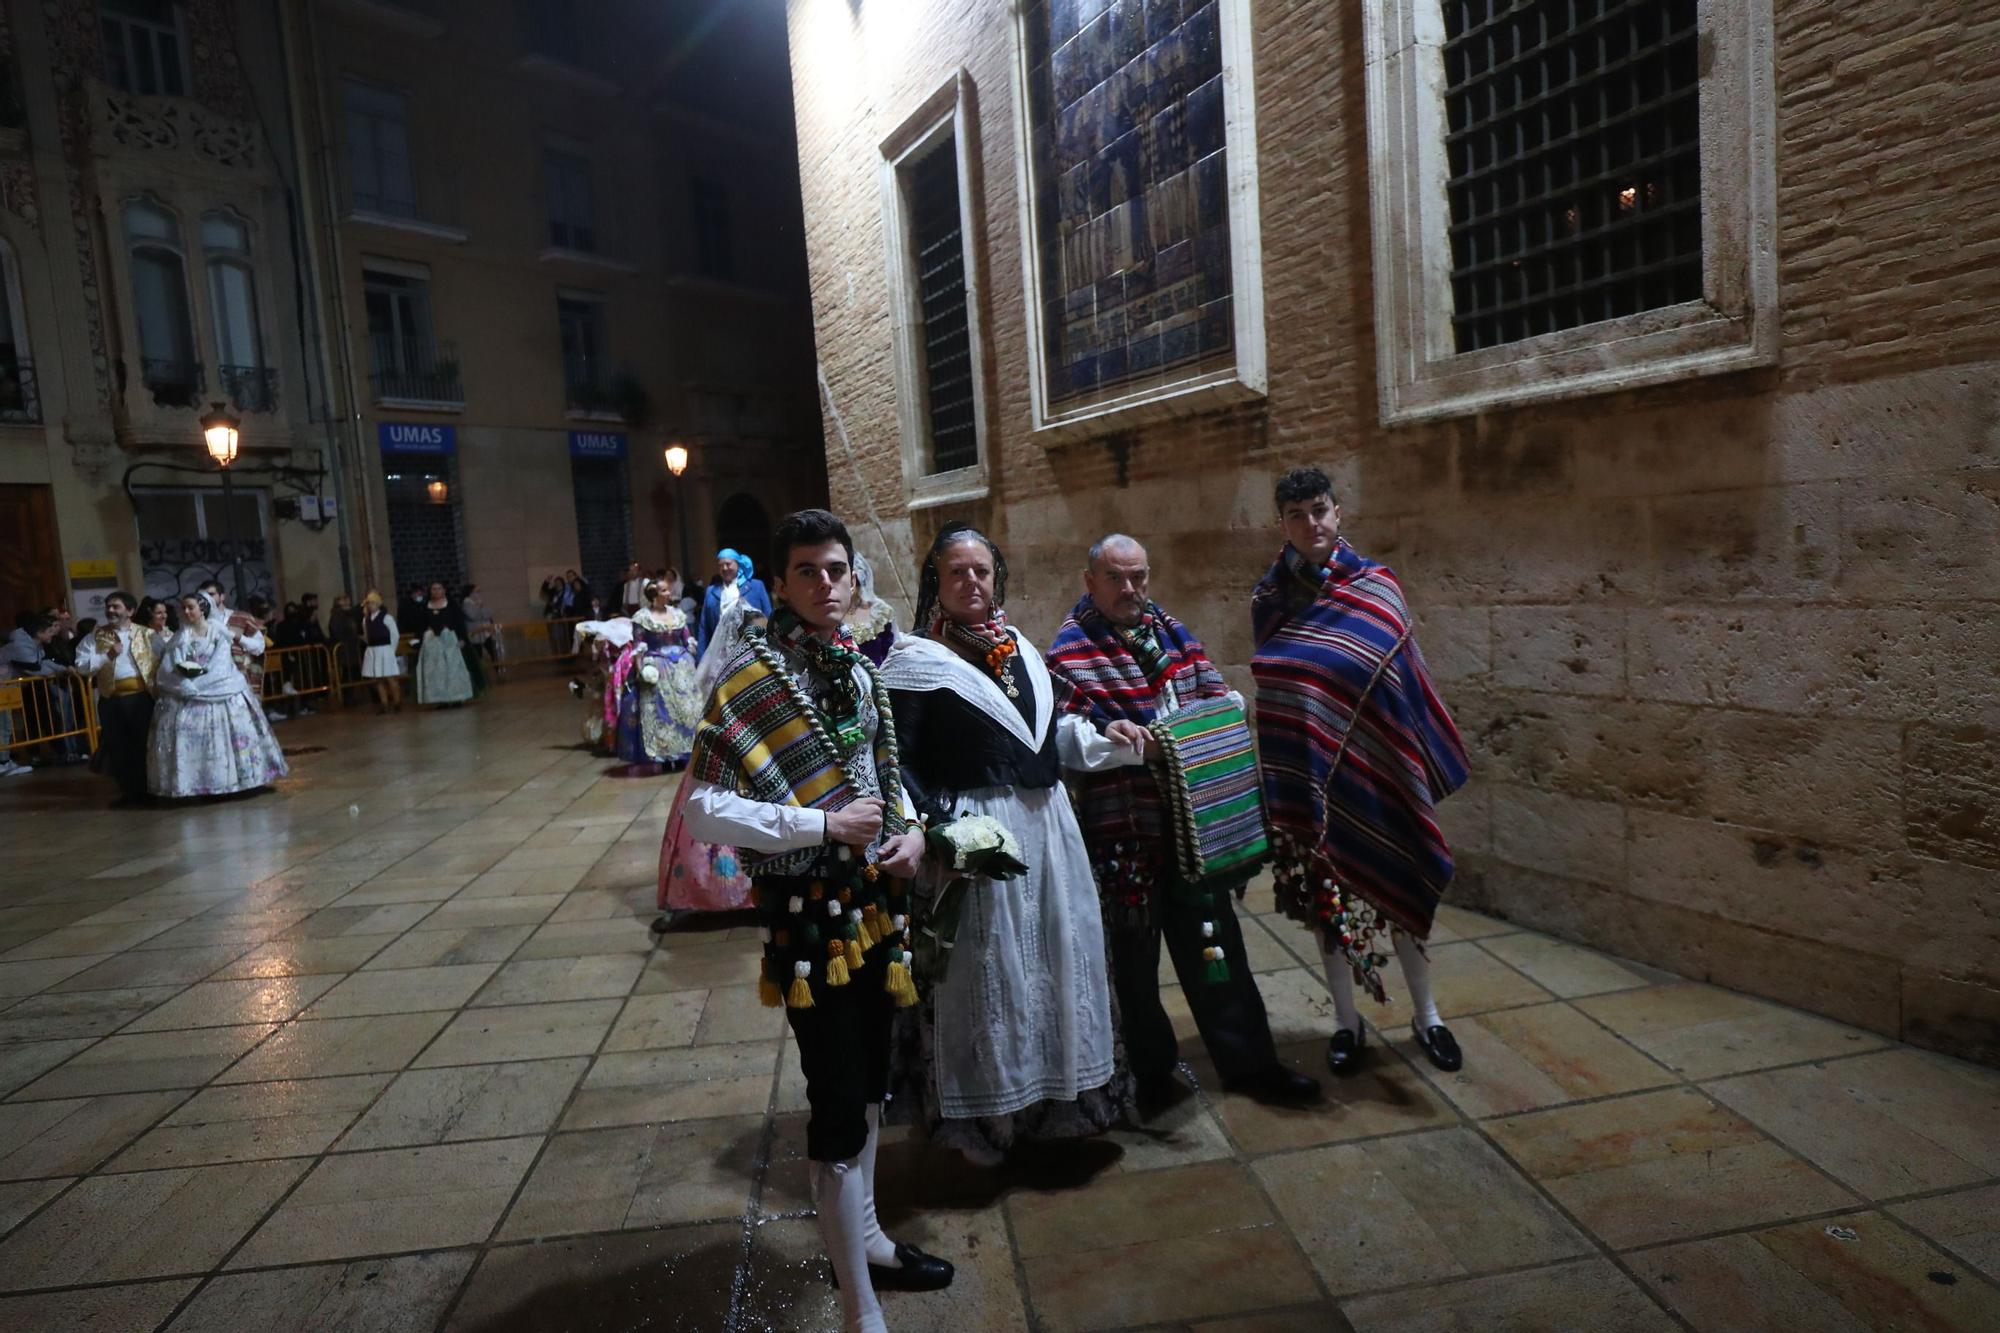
[697,547,772,656]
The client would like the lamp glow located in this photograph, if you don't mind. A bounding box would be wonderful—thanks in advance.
[200,402,241,467]
[664,443,689,476]
[426,478,449,503]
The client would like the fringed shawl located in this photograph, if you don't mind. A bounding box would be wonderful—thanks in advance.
[687,624,907,876]
[1250,541,1469,938]
[1047,596,1230,848]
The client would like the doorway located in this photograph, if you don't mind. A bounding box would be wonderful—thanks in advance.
[715,492,771,578]
[0,483,62,620]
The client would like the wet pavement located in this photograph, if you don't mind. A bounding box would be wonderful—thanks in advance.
[0,679,1994,1331]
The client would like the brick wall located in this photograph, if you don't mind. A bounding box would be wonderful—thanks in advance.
[786,0,2000,1064]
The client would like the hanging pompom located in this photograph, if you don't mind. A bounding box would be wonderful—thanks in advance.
[787,896,804,916]
[884,949,918,1007]
[826,953,850,987]
[1201,921,1216,939]
[758,926,773,944]
[758,959,782,1009]
[787,959,814,1008]
[853,906,877,950]
[828,899,842,918]
[845,936,864,970]
[1203,944,1230,985]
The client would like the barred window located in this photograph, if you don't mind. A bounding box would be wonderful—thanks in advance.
[905,139,976,476]
[1443,0,1702,353]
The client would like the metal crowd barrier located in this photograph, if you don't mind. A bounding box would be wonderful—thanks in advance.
[261,644,338,709]
[494,617,588,667]
[0,673,98,757]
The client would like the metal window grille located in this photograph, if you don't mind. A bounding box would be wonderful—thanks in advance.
[906,141,976,475]
[1442,0,1703,353]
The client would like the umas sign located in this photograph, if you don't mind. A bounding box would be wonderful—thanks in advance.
[377,423,457,455]
[568,430,627,459]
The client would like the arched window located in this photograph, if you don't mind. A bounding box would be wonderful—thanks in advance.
[201,211,269,411]
[123,199,199,406]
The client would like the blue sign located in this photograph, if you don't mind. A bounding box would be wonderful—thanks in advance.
[568,430,627,459]
[378,423,457,455]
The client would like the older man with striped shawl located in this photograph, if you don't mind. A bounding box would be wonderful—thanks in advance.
[683,509,952,1333]
[1252,468,1472,1079]
[1049,535,1322,1112]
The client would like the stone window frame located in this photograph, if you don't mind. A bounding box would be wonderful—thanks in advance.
[1362,0,1779,424]
[878,70,992,510]
[1006,0,1268,441]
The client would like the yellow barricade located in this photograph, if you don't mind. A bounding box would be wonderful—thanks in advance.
[0,673,98,757]
[494,617,589,667]
[261,644,338,709]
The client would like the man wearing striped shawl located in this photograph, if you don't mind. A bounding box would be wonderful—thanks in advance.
[1251,468,1472,1078]
[1048,535,1322,1111]
[683,509,952,1333]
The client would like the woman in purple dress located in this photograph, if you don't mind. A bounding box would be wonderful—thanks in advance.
[609,581,700,770]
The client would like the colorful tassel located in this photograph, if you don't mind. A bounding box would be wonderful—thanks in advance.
[1203,944,1230,984]
[852,907,876,950]
[884,949,918,1007]
[786,960,814,1008]
[845,936,865,970]
[758,960,782,1009]
[826,954,850,987]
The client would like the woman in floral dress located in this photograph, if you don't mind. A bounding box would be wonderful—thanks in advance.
[148,592,289,799]
[610,580,701,770]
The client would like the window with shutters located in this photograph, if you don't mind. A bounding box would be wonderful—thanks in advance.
[544,149,596,253]
[101,0,188,98]
[1362,0,1778,422]
[880,74,991,508]
[342,81,417,219]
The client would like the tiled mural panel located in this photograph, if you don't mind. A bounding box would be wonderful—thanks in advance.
[1024,0,1234,408]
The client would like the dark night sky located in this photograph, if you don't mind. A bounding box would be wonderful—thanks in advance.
[609,0,797,137]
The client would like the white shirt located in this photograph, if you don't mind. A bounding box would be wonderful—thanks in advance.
[72,624,138,683]
[621,577,646,607]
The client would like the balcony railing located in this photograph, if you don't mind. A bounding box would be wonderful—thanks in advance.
[140,357,204,408]
[218,364,277,413]
[370,335,463,406]
[0,355,39,423]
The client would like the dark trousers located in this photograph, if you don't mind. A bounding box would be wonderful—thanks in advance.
[97,691,154,801]
[784,955,897,1163]
[1110,884,1279,1083]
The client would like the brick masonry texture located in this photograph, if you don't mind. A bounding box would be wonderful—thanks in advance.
[786,1,2000,1065]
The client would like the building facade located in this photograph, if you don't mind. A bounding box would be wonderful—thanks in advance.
[294,0,827,616]
[1,0,343,620]
[0,0,826,632]
[785,0,2000,1063]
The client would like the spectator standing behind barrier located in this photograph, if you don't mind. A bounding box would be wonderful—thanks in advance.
[2,612,87,765]
[327,594,362,685]
[359,591,403,713]
[42,606,77,668]
[462,585,501,675]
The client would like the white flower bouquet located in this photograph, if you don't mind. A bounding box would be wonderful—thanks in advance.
[914,814,1029,985]
[928,814,1027,880]
[639,662,660,686]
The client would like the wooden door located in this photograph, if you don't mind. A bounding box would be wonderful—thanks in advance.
[0,484,64,622]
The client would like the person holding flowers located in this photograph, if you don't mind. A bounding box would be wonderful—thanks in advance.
[609,579,701,769]
[683,509,950,1333]
[881,522,1150,1166]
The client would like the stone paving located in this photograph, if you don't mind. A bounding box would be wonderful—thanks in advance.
[0,680,1995,1331]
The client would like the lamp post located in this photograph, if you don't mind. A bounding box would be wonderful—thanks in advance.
[200,401,246,606]
[664,442,692,584]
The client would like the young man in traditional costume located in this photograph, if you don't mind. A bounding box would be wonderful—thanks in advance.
[1048,535,1322,1110]
[1251,467,1472,1077]
[682,508,951,1333]
[71,590,156,808]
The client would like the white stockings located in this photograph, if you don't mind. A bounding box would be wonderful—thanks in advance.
[1318,942,1362,1037]
[1393,930,1443,1031]
[1320,930,1443,1033]
[811,1157,886,1333]
[859,1103,900,1268]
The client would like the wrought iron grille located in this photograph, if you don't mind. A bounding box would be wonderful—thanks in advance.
[0,355,38,423]
[907,141,977,475]
[140,357,204,408]
[218,364,277,414]
[1442,0,1703,353]
[369,335,463,405]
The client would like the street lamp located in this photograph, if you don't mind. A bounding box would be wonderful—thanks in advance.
[200,401,247,606]
[664,442,692,583]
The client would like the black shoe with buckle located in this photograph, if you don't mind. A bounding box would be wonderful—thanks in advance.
[1413,1023,1464,1072]
[1326,1026,1367,1077]
[831,1242,955,1293]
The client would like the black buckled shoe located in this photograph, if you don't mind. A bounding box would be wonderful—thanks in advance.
[1224,1065,1323,1105]
[1413,1023,1464,1072]
[1326,1026,1367,1078]
[832,1242,956,1293]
